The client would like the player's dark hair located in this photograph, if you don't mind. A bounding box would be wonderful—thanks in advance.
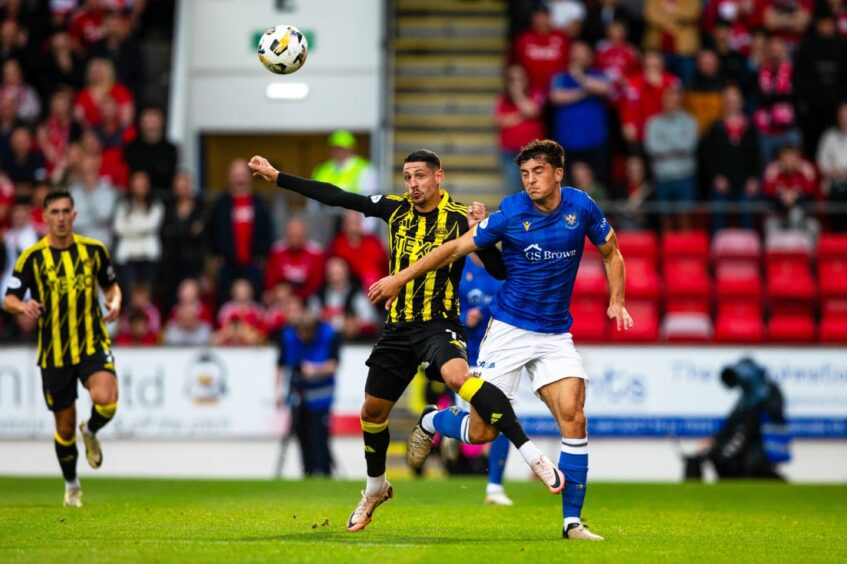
[514,139,565,170]
[43,189,74,210]
[404,149,441,171]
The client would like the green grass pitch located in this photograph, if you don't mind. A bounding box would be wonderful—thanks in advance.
[1,477,844,563]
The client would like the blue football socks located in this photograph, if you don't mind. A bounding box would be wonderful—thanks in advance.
[560,437,589,527]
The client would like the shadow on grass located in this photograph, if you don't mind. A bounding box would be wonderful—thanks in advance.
[229,532,547,545]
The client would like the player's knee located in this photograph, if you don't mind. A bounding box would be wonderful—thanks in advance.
[359,402,387,424]
[55,422,75,442]
[561,405,586,427]
[441,367,471,392]
[91,386,118,406]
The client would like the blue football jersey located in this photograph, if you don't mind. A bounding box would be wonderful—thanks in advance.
[473,187,612,333]
[458,258,504,365]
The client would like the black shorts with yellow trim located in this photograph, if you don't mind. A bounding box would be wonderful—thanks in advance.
[365,319,468,403]
[39,349,117,412]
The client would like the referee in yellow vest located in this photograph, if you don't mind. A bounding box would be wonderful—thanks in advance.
[308,130,379,243]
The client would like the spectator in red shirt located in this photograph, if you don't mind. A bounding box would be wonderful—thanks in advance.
[309,256,378,340]
[209,158,274,305]
[595,18,641,103]
[80,129,128,189]
[762,143,819,234]
[763,0,813,47]
[36,87,82,177]
[213,278,267,346]
[753,34,801,165]
[265,217,325,300]
[0,172,12,230]
[511,3,570,92]
[328,210,388,289]
[704,0,766,55]
[114,308,159,345]
[264,281,295,340]
[493,64,546,193]
[620,50,680,147]
[69,0,108,51]
[75,57,134,129]
[92,95,135,188]
[0,59,40,123]
[167,277,213,326]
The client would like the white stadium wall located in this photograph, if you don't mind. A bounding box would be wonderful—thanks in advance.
[1,345,845,482]
[168,0,385,172]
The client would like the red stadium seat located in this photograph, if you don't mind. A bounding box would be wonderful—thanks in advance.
[662,231,710,260]
[615,230,658,262]
[765,229,814,263]
[767,314,816,343]
[819,298,847,343]
[570,297,608,342]
[711,229,761,265]
[715,301,764,343]
[573,261,607,298]
[715,262,762,301]
[625,257,661,300]
[820,312,847,343]
[817,233,847,260]
[661,312,713,343]
[663,258,712,312]
[609,300,659,342]
[766,259,816,315]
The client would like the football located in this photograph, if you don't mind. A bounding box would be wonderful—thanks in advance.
[257,25,308,75]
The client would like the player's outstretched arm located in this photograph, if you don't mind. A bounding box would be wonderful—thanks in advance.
[249,155,382,215]
[597,231,633,331]
[368,228,480,307]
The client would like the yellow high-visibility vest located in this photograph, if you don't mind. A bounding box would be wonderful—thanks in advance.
[311,156,371,193]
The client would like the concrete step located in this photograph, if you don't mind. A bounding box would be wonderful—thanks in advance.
[394,74,501,91]
[395,92,495,107]
[394,113,492,129]
[395,54,503,71]
[396,0,506,15]
[393,151,499,170]
[394,130,497,151]
[394,36,506,53]
[396,15,506,37]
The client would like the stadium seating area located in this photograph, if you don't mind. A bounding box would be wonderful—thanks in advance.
[572,230,847,343]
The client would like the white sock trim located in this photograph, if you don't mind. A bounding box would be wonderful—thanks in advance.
[65,478,80,491]
[365,474,386,495]
[517,441,543,465]
[421,411,437,434]
[564,517,582,528]
[460,415,470,444]
[486,483,504,495]
[561,437,589,455]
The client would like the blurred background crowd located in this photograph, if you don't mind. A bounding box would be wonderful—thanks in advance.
[0,0,846,348]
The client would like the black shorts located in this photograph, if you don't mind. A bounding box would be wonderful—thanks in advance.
[365,319,468,403]
[39,349,116,412]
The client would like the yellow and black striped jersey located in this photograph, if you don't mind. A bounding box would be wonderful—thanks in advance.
[5,234,117,369]
[366,191,469,324]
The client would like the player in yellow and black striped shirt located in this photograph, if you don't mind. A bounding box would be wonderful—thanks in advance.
[249,150,537,531]
[3,190,122,507]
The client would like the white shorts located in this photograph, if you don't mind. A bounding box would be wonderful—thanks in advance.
[476,318,587,401]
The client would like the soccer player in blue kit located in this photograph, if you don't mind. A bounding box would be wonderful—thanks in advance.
[456,253,512,506]
[369,139,633,540]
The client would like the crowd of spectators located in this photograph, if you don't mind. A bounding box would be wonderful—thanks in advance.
[0,1,390,346]
[497,0,847,235]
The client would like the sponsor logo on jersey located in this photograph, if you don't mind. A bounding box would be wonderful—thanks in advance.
[7,276,21,289]
[479,217,489,229]
[523,221,532,231]
[370,195,383,203]
[523,243,578,262]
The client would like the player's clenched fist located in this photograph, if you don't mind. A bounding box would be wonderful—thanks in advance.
[249,155,279,183]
